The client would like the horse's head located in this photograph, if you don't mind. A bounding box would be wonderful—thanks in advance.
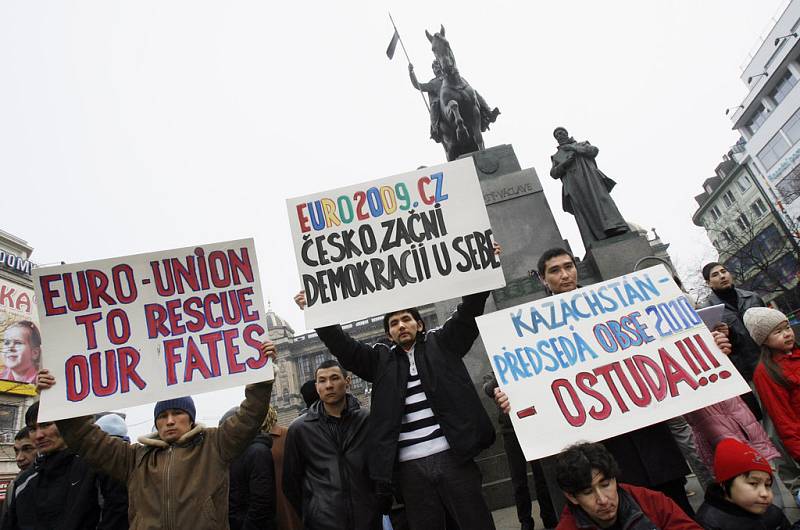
[425,25,456,75]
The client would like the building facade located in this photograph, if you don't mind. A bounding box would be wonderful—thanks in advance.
[730,0,800,228]
[692,156,800,309]
[0,229,39,498]
[264,303,439,427]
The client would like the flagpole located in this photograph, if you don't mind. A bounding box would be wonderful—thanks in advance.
[389,12,430,112]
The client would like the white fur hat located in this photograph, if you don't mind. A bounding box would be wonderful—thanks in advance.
[743,307,788,346]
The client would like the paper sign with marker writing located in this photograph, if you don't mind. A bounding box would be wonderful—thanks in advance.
[286,157,506,328]
[33,238,273,422]
[477,265,750,461]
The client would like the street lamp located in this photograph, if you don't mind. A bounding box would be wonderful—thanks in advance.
[747,72,769,84]
[775,33,798,46]
[725,105,744,115]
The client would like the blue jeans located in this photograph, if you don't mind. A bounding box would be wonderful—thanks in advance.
[397,450,496,530]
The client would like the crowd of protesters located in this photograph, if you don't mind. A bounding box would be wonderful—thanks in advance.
[0,247,798,530]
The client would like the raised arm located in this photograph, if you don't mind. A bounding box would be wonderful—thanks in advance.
[572,141,598,157]
[57,416,138,484]
[216,379,273,463]
[34,369,137,484]
[294,290,379,381]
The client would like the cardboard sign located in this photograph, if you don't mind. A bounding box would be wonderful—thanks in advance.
[477,265,750,461]
[286,158,506,328]
[34,239,273,421]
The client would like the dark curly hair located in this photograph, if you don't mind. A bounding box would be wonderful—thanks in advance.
[555,442,620,495]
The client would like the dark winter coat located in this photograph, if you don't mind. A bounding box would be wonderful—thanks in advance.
[229,433,275,530]
[602,422,690,489]
[96,472,129,530]
[696,483,791,530]
[282,395,379,530]
[703,288,765,380]
[1,449,100,530]
[556,483,700,530]
[315,292,496,485]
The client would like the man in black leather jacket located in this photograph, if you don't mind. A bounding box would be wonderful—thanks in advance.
[282,360,379,530]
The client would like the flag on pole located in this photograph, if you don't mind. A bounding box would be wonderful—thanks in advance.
[386,29,400,59]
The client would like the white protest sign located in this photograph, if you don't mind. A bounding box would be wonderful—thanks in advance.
[33,238,273,421]
[478,265,750,461]
[286,157,506,328]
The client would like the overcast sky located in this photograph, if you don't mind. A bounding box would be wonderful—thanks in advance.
[0,0,787,436]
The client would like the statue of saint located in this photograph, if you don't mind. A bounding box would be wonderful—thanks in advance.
[550,127,629,247]
[409,59,498,146]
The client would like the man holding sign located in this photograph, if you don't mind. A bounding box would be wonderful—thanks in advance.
[34,340,276,530]
[493,248,710,518]
[293,243,500,530]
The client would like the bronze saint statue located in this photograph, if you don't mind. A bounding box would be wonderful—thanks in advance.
[550,127,629,247]
[409,60,444,142]
[420,25,500,161]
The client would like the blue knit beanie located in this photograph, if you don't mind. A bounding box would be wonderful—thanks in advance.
[154,397,196,423]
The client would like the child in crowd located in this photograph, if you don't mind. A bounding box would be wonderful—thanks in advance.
[745,307,800,463]
[696,438,792,529]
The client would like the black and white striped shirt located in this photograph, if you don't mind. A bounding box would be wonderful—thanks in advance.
[398,346,450,462]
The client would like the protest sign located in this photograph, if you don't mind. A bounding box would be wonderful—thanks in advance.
[478,265,750,461]
[286,157,506,328]
[33,238,273,421]
[0,278,39,393]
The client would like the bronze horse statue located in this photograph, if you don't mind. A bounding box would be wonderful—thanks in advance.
[425,25,499,161]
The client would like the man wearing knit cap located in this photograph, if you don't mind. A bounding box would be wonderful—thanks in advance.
[696,438,791,528]
[36,340,278,530]
[94,413,130,530]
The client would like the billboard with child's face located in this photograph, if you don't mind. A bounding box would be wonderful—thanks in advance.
[0,278,40,391]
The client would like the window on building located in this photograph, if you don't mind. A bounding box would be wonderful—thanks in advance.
[736,213,751,231]
[708,205,722,221]
[758,132,791,169]
[0,405,18,443]
[721,228,736,243]
[736,174,752,193]
[784,107,800,144]
[751,198,768,218]
[721,190,736,207]
[770,70,798,105]
[747,104,769,134]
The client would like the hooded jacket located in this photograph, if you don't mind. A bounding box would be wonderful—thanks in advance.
[696,483,791,530]
[1,449,100,530]
[556,483,700,530]
[703,288,765,380]
[282,394,378,530]
[228,432,275,530]
[315,292,495,485]
[685,396,780,469]
[56,380,272,530]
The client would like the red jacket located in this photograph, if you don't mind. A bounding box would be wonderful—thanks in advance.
[753,346,800,460]
[556,483,700,530]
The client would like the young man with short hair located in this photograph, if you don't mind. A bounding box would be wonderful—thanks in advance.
[2,402,102,530]
[701,262,765,419]
[555,442,700,529]
[294,249,500,530]
[282,359,378,530]
[12,427,35,472]
[496,248,696,518]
